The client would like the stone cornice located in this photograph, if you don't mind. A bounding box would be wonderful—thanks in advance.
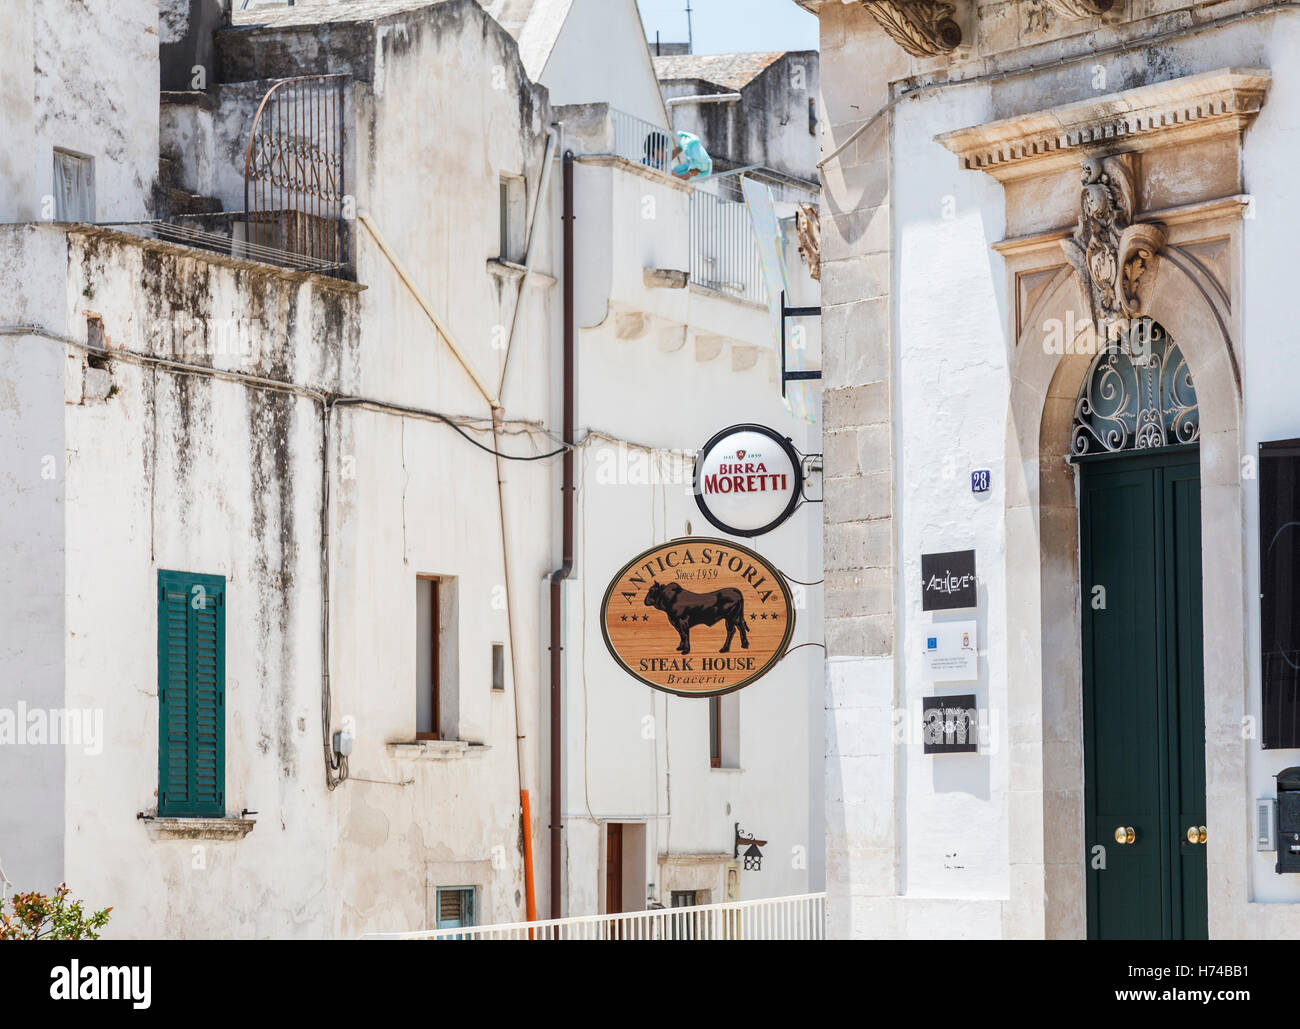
[1041,0,1122,17]
[862,1,962,58]
[936,68,1270,181]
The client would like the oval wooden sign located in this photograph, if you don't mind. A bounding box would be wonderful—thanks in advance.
[600,538,795,697]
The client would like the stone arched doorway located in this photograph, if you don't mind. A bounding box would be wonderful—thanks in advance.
[1004,246,1245,938]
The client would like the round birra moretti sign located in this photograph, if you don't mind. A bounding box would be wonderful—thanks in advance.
[693,424,803,537]
[600,538,795,698]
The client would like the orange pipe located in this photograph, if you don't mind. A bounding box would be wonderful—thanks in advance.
[520,789,537,927]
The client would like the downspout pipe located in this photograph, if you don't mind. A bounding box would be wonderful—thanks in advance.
[549,150,576,919]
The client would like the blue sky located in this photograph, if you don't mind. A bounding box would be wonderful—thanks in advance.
[637,0,819,55]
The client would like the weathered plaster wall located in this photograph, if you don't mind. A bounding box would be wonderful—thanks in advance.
[0,0,38,222]
[31,0,159,221]
[0,226,71,893]
[3,0,559,937]
[56,230,359,937]
[329,0,557,931]
[558,130,823,912]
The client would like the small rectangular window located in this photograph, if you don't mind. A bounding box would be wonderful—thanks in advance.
[492,643,505,692]
[417,575,458,740]
[709,693,740,769]
[157,570,226,817]
[808,97,818,136]
[498,174,526,263]
[436,887,476,929]
[53,148,95,222]
[417,576,441,739]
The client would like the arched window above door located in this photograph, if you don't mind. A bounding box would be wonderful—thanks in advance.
[1071,319,1200,455]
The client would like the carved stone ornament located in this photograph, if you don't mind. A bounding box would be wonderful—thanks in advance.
[862,1,962,57]
[1060,155,1165,340]
[1040,0,1121,17]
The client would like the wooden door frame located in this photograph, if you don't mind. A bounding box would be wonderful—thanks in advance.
[605,822,624,915]
[417,575,440,740]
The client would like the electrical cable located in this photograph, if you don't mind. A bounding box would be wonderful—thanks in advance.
[330,398,567,461]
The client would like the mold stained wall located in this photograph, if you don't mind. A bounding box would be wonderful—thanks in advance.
[328,4,557,932]
[24,0,558,936]
[29,0,158,221]
[59,232,360,938]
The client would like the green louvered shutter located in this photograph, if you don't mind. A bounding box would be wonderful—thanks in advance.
[158,571,225,817]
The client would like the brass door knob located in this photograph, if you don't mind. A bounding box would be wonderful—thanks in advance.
[1114,826,1136,845]
[1186,825,1207,845]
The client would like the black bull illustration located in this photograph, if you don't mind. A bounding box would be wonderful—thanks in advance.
[644,581,750,655]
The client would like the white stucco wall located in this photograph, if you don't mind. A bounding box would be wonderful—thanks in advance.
[536,0,670,129]
[558,141,823,912]
[1239,10,1300,906]
[29,0,159,222]
[0,226,71,894]
[893,83,1010,903]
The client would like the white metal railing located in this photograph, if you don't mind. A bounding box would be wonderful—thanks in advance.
[690,189,766,305]
[364,892,826,940]
[611,108,673,174]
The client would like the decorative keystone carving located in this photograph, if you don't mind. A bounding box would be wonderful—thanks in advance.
[862,1,962,58]
[1041,0,1121,17]
[1060,155,1165,339]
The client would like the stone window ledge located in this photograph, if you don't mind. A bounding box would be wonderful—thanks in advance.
[709,766,745,774]
[486,258,555,286]
[142,817,256,842]
[387,740,491,761]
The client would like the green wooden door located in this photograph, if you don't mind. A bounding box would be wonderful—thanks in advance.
[1079,447,1207,940]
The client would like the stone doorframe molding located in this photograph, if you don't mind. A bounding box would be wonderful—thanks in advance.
[939,66,1274,937]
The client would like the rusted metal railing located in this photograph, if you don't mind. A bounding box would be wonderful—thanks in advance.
[243,74,347,274]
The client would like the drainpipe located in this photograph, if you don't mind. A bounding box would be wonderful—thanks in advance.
[548,150,576,919]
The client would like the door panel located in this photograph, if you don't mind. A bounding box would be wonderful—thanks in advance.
[1080,449,1206,940]
[605,823,623,915]
[1081,466,1166,939]
[1166,465,1208,940]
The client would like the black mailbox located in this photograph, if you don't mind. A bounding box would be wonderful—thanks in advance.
[1276,768,1300,874]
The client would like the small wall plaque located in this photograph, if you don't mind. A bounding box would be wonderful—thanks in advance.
[923,694,978,754]
[921,549,977,611]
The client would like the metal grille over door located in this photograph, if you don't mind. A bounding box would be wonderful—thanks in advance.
[1071,318,1199,455]
[243,75,346,274]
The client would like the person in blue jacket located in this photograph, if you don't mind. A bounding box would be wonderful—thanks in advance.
[671,130,712,182]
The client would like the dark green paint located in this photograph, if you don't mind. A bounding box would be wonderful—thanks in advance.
[1079,447,1207,940]
[157,570,226,818]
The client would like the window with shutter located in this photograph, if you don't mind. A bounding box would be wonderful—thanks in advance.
[435,887,475,930]
[157,570,226,817]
